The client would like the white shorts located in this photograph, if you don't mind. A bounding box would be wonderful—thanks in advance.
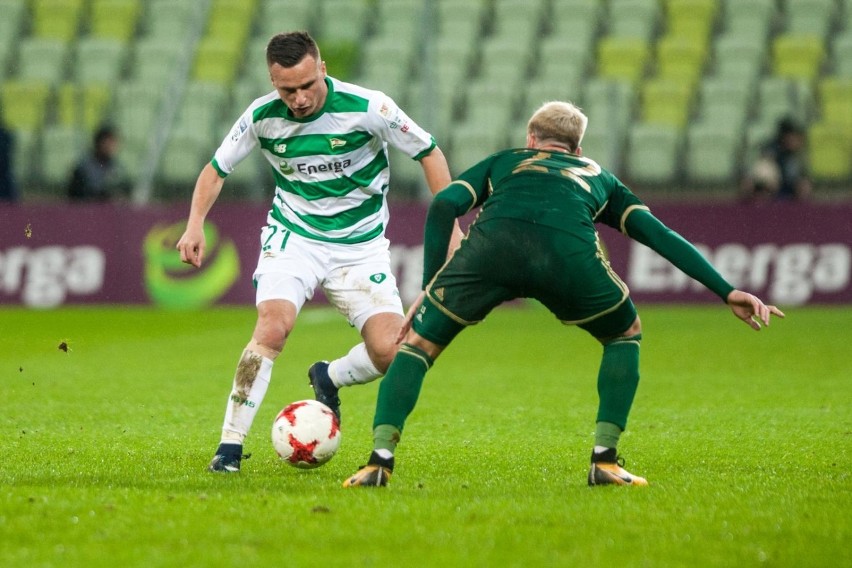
[253,226,403,331]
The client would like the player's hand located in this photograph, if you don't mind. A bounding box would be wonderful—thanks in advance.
[726,290,785,330]
[397,291,425,343]
[176,225,206,268]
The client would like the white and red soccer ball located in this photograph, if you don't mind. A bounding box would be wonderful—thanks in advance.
[271,400,341,469]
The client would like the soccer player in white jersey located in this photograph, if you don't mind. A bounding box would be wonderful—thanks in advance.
[176,31,461,473]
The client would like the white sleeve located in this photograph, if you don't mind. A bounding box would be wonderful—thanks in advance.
[211,110,258,176]
[373,95,436,160]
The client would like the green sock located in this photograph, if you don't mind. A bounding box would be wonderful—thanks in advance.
[595,334,641,431]
[595,421,623,449]
[373,424,401,453]
[372,343,434,451]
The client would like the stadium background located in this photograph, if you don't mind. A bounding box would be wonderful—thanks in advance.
[1,0,851,309]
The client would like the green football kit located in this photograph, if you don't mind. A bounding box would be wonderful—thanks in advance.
[414,148,735,345]
[359,147,738,476]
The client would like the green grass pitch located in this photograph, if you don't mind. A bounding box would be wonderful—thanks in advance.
[1,304,849,567]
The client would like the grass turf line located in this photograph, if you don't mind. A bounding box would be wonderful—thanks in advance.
[0,304,848,567]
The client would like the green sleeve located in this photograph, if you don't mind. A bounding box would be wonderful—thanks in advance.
[624,209,735,301]
[422,183,476,288]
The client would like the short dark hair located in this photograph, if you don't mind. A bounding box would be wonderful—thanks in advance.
[266,31,320,68]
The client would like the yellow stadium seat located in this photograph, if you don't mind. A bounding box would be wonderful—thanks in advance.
[807,123,852,180]
[0,80,52,131]
[656,35,708,86]
[90,0,141,41]
[641,78,694,128]
[818,77,852,137]
[206,0,255,49]
[32,0,84,42]
[773,35,825,81]
[598,37,651,84]
[57,83,112,131]
[665,0,717,41]
[192,39,241,86]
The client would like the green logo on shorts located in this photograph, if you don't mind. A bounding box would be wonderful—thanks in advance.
[369,273,387,284]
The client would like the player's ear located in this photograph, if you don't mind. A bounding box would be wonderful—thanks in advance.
[526,132,535,148]
[576,146,583,156]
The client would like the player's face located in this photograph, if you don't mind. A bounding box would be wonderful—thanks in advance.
[269,55,328,118]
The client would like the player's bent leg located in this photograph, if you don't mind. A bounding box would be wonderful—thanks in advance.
[580,308,648,486]
[209,300,294,473]
[310,312,404,422]
[344,338,441,488]
[361,311,406,373]
[308,360,341,422]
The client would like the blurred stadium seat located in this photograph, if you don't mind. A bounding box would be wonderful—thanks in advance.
[89,0,141,41]
[32,0,84,42]
[808,123,852,180]
[773,34,826,81]
[597,36,652,84]
[685,123,743,185]
[40,124,85,186]
[626,122,682,185]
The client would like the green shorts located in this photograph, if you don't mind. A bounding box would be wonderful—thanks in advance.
[412,219,637,345]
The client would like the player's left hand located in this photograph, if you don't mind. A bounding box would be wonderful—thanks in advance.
[726,290,785,330]
[397,291,425,343]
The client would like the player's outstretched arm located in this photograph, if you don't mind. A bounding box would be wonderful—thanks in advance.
[176,163,225,268]
[419,147,464,255]
[726,290,785,331]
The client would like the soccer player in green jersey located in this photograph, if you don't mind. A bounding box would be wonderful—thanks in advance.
[344,101,785,487]
[177,31,460,473]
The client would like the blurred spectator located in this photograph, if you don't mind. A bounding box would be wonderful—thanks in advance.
[67,125,131,202]
[0,120,17,203]
[741,117,812,203]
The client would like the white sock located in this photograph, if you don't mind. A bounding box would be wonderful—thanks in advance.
[328,342,381,387]
[220,349,273,444]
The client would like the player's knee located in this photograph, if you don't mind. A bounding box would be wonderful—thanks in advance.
[622,316,642,337]
[254,308,295,353]
[367,339,401,373]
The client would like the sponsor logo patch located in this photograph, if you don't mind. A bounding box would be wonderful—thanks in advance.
[230,117,249,142]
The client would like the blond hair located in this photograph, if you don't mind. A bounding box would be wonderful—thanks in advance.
[527,101,588,152]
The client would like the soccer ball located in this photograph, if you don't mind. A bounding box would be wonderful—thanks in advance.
[271,400,341,469]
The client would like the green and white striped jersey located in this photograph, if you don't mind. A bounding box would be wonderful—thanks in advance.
[212,76,436,244]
